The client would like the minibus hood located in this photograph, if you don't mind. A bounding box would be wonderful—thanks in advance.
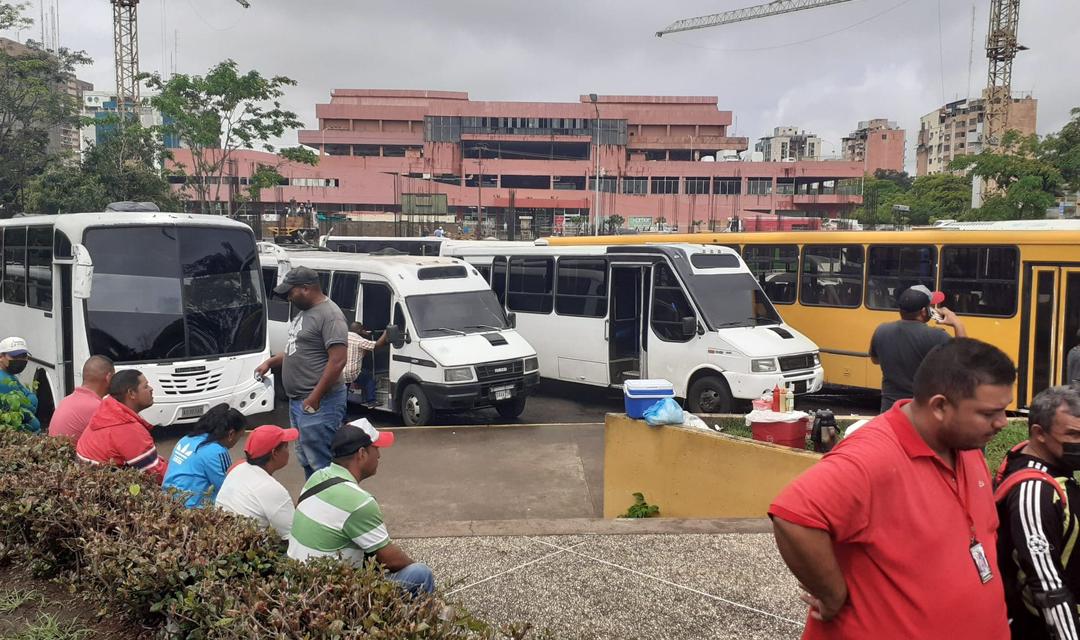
[419,331,536,367]
[713,324,819,359]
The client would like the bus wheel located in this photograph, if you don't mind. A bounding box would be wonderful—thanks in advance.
[688,376,732,414]
[495,397,527,420]
[400,384,432,426]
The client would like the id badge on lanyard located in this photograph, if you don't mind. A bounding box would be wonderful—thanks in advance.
[969,539,994,584]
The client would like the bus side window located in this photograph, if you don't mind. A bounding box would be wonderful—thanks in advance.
[651,263,695,342]
[27,226,52,311]
[491,256,507,306]
[261,268,290,322]
[3,226,27,305]
[360,282,392,331]
[940,246,1018,317]
[800,244,863,308]
[476,265,492,283]
[866,245,936,311]
[742,244,798,304]
[555,257,607,317]
[329,271,360,323]
[507,257,554,314]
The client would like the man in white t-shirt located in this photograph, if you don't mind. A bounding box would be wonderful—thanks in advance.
[216,425,299,539]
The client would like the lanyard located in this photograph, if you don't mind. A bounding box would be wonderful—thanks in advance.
[938,454,979,542]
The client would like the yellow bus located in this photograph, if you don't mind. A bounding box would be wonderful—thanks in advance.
[549,230,1080,409]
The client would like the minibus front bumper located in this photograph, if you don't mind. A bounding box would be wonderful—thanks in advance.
[425,372,540,411]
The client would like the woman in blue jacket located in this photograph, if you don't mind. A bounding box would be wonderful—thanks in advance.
[163,404,246,508]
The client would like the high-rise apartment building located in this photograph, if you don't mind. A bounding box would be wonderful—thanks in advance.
[168,90,864,238]
[754,127,822,162]
[842,119,905,175]
[79,91,181,153]
[916,93,1037,176]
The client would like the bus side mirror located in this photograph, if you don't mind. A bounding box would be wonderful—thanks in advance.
[385,325,406,349]
[507,312,517,329]
[72,244,94,300]
[681,316,697,338]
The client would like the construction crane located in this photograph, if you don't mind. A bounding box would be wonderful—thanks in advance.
[655,0,855,37]
[982,0,1025,147]
[656,0,1026,145]
[110,0,251,117]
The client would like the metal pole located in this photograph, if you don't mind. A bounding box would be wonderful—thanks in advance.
[590,94,601,236]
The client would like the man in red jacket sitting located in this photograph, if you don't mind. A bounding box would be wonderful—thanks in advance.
[76,369,167,483]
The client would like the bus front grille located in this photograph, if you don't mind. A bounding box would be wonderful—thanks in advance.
[158,371,224,395]
[778,354,815,372]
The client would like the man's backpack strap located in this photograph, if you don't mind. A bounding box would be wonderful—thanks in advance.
[993,440,1033,486]
[297,477,350,504]
[994,468,1068,508]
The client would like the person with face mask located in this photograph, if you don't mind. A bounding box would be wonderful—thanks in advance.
[995,385,1080,640]
[254,267,348,478]
[0,337,41,433]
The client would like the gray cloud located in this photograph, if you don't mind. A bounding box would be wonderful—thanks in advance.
[9,0,1079,172]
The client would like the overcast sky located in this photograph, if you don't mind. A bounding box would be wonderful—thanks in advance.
[6,0,1079,172]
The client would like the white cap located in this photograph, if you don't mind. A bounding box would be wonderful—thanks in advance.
[0,337,29,357]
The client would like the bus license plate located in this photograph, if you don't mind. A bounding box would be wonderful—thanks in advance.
[180,405,207,419]
[493,385,513,401]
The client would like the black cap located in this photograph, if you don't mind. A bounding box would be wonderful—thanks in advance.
[273,266,320,296]
[897,285,945,313]
[330,418,394,459]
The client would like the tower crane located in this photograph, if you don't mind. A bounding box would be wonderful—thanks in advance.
[656,0,1026,150]
[110,0,251,116]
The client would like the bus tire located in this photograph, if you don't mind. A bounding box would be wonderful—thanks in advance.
[494,396,527,420]
[687,375,733,414]
[400,384,432,426]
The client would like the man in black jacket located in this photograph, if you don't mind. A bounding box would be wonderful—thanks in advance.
[997,385,1080,640]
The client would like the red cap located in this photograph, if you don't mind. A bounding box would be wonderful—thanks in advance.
[245,425,299,458]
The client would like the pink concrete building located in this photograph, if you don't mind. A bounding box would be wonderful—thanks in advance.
[170,90,863,237]
[842,119,906,175]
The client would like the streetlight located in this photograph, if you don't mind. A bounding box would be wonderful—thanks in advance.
[589,93,601,236]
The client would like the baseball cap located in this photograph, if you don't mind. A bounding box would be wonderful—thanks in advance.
[330,418,394,458]
[245,425,299,458]
[273,266,320,296]
[898,285,945,312]
[0,337,30,357]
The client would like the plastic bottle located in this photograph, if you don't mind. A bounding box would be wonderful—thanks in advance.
[785,384,795,412]
[771,384,782,412]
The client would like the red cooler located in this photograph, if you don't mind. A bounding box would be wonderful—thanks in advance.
[751,418,809,449]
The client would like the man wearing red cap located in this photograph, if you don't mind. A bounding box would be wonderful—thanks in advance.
[870,284,967,413]
[215,425,299,539]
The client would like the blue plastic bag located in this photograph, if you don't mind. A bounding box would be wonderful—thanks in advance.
[643,397,684,426]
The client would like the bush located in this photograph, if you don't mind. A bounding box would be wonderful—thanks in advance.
[0,432,537,639]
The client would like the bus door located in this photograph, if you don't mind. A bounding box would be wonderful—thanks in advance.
[359,277,393,399]
[646,261,703,390]
[608,263,648,384]
[1025,265,1080,403]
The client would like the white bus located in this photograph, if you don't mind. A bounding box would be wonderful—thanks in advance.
[257,244,539,426]
[0,206,275,426]
[442,242,824,413]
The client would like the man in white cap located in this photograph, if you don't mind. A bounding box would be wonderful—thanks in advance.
[870,285,967,413]
[0,337,40,432]
[287,418,435,596]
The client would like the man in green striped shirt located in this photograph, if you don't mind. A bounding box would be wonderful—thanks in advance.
[287,418,434,595]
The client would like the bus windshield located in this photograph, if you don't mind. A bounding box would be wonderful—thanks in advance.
[83,226,265,363]
[681,270,783,329]
[406,290,508,338]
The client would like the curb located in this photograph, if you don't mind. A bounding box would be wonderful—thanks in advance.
[394,517,773,538]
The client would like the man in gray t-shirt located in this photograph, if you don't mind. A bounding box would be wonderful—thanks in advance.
[256,266,348,477]
[870,285,967,413]
[1068,330,1080,387]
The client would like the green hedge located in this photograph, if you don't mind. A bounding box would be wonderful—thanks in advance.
[0,433,539,639]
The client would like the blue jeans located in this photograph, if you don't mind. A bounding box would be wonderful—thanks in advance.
[388,562,435,596]
[289,385,348,478]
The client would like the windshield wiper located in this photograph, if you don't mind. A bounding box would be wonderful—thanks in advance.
[462,324,502,332]
[430,327,467,336]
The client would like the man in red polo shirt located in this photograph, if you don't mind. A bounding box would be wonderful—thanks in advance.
[769,337,1016,639]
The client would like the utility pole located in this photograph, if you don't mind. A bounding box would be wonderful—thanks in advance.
[475,150,484,239]
[590,93,602,236]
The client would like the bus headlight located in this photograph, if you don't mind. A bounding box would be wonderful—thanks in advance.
[812,352,821,366]
[444,367,473,383]
[751,358,778,373]
[524,357,539,372]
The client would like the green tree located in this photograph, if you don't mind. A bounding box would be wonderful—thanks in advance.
[906,173,972,224]
[950,129,1064,220]
[1037,107,1080,194]
[604,214,625,234]
[144,60,305,215]
[23,122,182,214]
[0,2,91,215]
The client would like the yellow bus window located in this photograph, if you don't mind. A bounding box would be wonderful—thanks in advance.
[866,246,937,311]
[800,245,864,308]
[940,246,1018,317]
[742,245,798,304]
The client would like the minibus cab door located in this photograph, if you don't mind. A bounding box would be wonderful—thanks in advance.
[645,262,704,393]
[608,264,647,384]
[358,278,394,407]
